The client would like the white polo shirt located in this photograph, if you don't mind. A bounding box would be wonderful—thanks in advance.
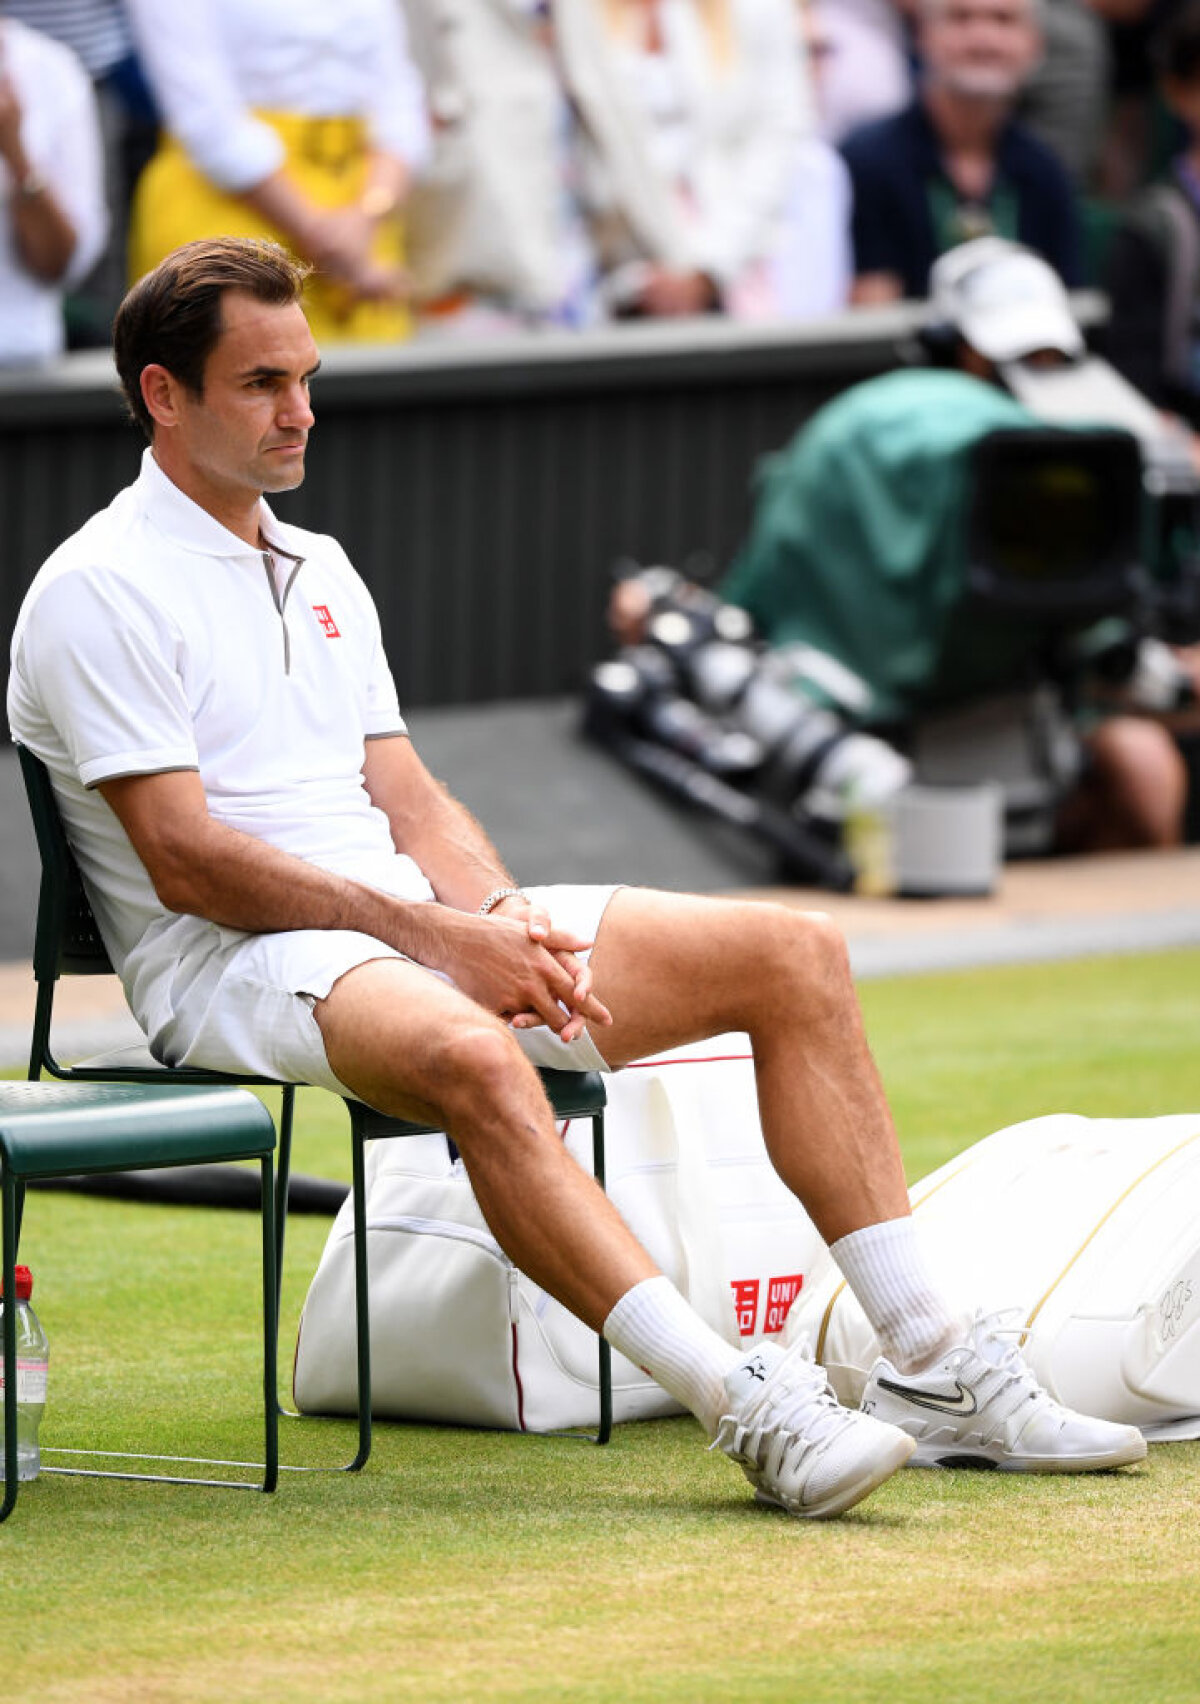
[8,448,435,1047]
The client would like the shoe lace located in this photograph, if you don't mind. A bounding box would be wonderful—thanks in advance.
[715,1344,851,1465]
[772,1347,854,1444]
[969,1307,1046,1416]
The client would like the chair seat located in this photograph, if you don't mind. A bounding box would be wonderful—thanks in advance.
[74,1041,282,1088]
[348,1067,608,1141]
[0,1082,276,1179]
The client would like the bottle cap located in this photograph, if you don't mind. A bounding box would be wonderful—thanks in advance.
[0,1266,33,1301]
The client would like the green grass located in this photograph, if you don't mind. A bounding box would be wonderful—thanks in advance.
[6,948,1200,1703]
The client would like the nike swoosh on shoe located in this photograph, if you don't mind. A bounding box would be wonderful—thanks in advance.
[875,1376,979,1417]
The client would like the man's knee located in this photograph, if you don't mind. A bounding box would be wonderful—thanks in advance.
[732,901,854,1021]
[774,904,853,984]
[432,1018,544,1127]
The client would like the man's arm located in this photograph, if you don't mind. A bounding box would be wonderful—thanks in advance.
[361,733,518,912]
[97,767,608,1038]
[360,735,609,1037]
[850,272,903,304]
[0,60,78,283]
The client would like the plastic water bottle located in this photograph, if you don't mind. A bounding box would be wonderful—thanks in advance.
[0,1265,49,1481]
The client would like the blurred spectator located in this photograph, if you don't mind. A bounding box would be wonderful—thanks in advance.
[565,0,822,320]
[610,239,1192,853]
[0,7,107,363]
[842,0,1083,301]
[1104,0,1200,426]
[1016,0,1112,185]
[811,0,914,144]
[403,0,849,330]
[3,0,156,340]
[1096,0,1172,199]
[123,0,430,342]
[768,0,856,314]
[401,0,595,332]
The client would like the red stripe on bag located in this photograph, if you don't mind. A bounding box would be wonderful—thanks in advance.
[627,1053,753,1069]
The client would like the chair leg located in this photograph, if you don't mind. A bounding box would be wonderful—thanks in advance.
[1,1178,19,1522]
[592,1110,612,1447]
[272,1085,296,1416]
[34,1154,282,1495]
[2,1130,279,1513]
[542,1107,613,1446]
[274,1089,369,1474]
[260,1156,279,1495]
[348,1128,372,1473]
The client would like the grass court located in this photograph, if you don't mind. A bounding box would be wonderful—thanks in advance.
[5,948,1200,1703]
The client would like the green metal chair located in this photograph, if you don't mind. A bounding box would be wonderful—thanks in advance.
[17,746,612,1466]
[1,1078,278,1523]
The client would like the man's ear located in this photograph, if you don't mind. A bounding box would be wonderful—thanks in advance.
[140,363,184,431]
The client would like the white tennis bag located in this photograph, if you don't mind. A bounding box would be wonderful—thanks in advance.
[788,1111,1200,1440]
[292,1039,828,1431]
[295,1048,1200,1438]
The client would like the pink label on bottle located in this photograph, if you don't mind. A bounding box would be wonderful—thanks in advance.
[0,1361,47,1404]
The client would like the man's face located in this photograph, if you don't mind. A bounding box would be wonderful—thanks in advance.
[165,290,320,512]
[921,0,1041,102]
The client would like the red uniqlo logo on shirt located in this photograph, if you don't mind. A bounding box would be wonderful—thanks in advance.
[764,1274,804,1335]
[731,1278,760,1337]
[312,604,341,637]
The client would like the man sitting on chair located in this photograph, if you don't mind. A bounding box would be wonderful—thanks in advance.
[6,237,1146,1520]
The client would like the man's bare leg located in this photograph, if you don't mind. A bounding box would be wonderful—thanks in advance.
[313,946,920,1517]
[587,889,910,1242]
[314,953,758,1443]
[586,889,958,1372]
[313,955,661,1331]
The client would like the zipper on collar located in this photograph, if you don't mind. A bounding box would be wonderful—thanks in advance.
[260,541,305,676]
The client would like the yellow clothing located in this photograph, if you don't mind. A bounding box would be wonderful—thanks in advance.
[129,112,410,343]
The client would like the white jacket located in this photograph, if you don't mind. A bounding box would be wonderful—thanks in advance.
[405,0,815,316]
[561,0,813,291]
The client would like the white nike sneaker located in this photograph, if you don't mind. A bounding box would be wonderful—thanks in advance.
[712,1340,917,1519]
[859,1311,1148,1473]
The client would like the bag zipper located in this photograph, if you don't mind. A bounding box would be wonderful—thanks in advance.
[364,1212,527,1427]
[365,1212,506,1255]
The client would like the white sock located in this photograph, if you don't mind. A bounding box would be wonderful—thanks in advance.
[831,1217,961,1373]
[603,1275,744,1436]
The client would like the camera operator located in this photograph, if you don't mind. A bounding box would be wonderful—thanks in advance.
[606,239,1198,860]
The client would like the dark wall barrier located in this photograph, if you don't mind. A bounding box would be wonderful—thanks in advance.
[0,307,940,709]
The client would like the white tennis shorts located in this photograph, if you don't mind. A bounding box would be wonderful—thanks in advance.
[168,884,621,1097]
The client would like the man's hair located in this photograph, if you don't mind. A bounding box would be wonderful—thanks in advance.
[1152,0,1200,83]
[113,238,312,441]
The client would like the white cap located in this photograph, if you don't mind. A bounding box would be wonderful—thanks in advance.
[929,238,1084,363]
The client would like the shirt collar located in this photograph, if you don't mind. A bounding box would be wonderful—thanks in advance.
[135,447,291,562]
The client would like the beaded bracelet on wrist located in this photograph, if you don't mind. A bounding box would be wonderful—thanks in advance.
[477,886,527,916]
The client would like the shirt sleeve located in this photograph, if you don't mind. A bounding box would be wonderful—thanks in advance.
[1101,217,1172,408]
[123,0,285,191]
[1038,155,1083,289]
[327,541,407,737]
[841,129,902,279]
[364,626,406,738]
[16,568,200,789]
